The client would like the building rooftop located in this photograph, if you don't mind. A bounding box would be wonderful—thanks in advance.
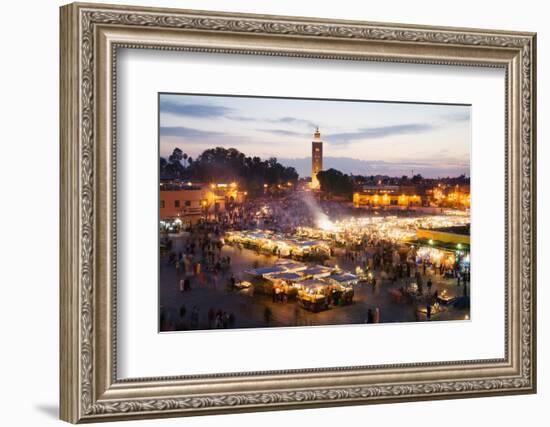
[408,238,470,253]
[428,225,470,235]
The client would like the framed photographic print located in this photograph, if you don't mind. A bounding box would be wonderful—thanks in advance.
[60,2,537,423]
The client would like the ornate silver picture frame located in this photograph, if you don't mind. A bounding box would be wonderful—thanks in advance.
[60,2,536,423]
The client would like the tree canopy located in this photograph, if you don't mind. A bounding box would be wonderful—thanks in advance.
[316,168,354,198]
[160,147,298,192]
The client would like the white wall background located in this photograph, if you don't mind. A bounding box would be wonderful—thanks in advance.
[0,0,546,425]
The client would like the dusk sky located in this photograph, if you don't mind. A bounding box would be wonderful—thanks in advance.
[159,93,471,178]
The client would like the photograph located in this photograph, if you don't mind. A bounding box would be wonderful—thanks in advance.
[158,93,472,332]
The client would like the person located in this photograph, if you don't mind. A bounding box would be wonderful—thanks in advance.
[413,305,420,322]
[207,308,215,329]
[332,289,339,306]
[222,312,229,328]
[190,306,198,328]
[426,304,432,321]
[275,286,281,303]
[374,307,380,323]
[215,311,223,328]
[366,308,374,324]
[179,278,185,292]
[293,307,300,326]
[264,306,272,325]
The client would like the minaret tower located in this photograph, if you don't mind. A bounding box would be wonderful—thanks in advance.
[311,127,323,190]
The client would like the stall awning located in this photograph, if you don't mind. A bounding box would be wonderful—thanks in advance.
[297,279,329,288]
[269,272,303,281]
[245,266,287,276]
[301,265,332,276]
[328,273,358,284]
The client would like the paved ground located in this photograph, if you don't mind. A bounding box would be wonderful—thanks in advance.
[159,234,469,332]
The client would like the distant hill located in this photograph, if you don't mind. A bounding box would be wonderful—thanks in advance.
[279,157,393,177]
[278,156,469,179]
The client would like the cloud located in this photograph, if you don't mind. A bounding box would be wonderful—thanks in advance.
[228,115,257,122]
[256,128,310,137]
[275,117,318,129]
[160,126,223,139]
[326,123,436,145]
[442,110,471,122]
[229,115,317,130]
[160,98,233,118]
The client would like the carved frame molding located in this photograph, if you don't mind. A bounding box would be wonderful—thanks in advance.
[60,2,536,423]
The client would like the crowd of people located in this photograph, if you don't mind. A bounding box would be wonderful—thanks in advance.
[166,221,233,280]
[160,303,237,331]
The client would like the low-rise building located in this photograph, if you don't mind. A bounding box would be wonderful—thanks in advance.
[353,185,423,208]
[208,182,247,204]
[160,184,208,225]
[427,184,470,209]
[160,181,247,226]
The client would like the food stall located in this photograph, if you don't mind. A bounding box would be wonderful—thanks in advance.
[327,272,358,287]
[267,271,303,299]
[296,280,330,312]
[225,229,330,260]
[325,273,356,306]
[296,275,355,311]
